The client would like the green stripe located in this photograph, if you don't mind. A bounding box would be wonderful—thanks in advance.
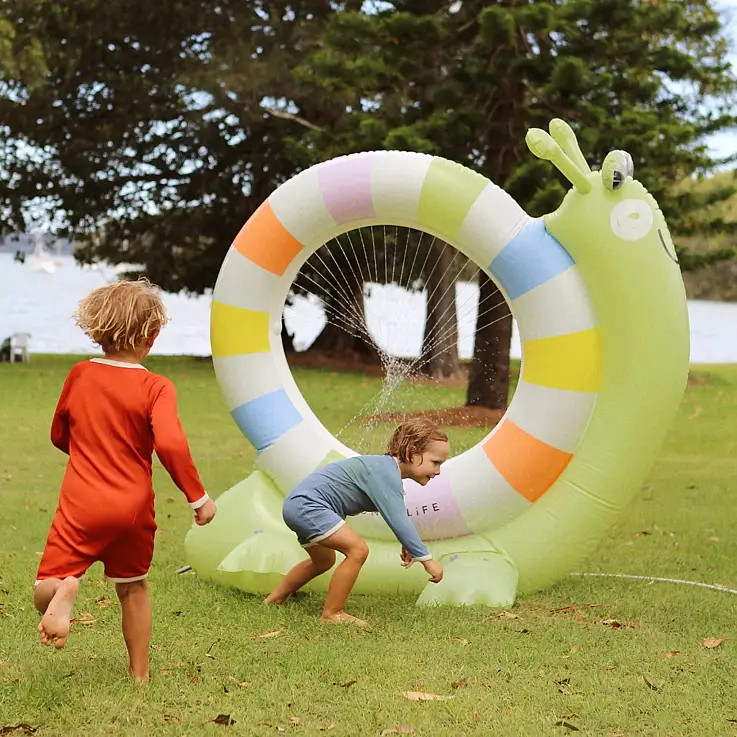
[417,158,489,238]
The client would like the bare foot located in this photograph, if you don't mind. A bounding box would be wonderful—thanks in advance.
[264,592,289,606]
[129,669,150,683]
[38,577,79,649]
[320,611,368,627]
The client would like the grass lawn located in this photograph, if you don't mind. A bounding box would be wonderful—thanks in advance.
[1,355,736,736]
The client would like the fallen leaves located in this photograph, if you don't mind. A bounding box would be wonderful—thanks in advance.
[601,619,634,629]
[453,638,469,646]
[0,727,37,736]
[334,679,357,689]
[702,637,727,649]
[451,676,469,690]
[663,650,680,660]
[554,719,580,731]
[96,596,116,608]
[212,714,234,726]
[401,691,453,701]
[642,674,660,691]
[70,613,96,625]
[255,628,284,639]
[380,728,415,735]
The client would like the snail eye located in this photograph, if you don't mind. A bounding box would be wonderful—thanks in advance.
[602,150,634,191]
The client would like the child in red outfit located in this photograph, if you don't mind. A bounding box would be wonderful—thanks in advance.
[34,278,217,681]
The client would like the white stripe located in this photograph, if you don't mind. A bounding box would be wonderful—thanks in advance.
[255,420,356,492]
[188,493,210,510]
[90,358,146,370]
[303,520,346,547]
[456,183,531,266]
[212,354,283,411]
[512,265,597,341]
[506,381,597,453]
[213,246,283,314]
[447,445,531,534]
[269,165,341,249]
[105,573,148,583]
[371,151,433,225]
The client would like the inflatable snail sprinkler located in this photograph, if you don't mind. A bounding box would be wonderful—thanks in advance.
[185,118,689,607]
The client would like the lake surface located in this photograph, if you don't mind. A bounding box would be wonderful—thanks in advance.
[1,254,735,363]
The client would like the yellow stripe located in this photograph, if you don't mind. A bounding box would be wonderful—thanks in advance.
[522,328,601,393]
[210,301,270,357]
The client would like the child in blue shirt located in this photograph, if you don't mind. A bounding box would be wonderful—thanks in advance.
[265,419,450,624]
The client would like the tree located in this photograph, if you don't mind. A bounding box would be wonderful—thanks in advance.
[1,1,736,408]
[288,0,737,409]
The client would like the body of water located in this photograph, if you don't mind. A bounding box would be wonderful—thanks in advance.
[1,254,735,363]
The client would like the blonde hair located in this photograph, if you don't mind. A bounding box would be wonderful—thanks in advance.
[73,278,168,353]
[386,418,449,463]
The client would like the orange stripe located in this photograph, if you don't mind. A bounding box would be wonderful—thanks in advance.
[233,201,303,276]
[482,420,572,502]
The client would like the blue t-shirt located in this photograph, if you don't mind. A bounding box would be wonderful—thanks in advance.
[286,455,431,560]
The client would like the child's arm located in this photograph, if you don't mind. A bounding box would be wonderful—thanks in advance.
[149,377,210,509]
[369,483,432,562]
[50,368,77,454]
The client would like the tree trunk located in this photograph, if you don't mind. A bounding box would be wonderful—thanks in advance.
[307,279,381,363]
[281,314,295,353]
[465,273,513,410]
[420,243,461,379]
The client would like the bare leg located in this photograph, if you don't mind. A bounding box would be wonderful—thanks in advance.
[115,580,151,682]
[314,526,369,625]
[35,577,79,649]
[265,546,336,605]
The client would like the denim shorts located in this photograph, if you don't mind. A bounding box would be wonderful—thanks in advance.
[282,495,345,548]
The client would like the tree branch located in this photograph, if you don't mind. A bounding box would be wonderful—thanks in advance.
[262,107,323,132]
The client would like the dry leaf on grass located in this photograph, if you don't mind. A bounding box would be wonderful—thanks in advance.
[553,678,571,686]
[381,728,415,735]
[96,596,116,608]
[401,691,453,701]
[319,725,335,732]
[335,679,357,689]
[554,720,580,731]
[663,651,680,660]
[212,714,234,726]
[0,726,38,736]
[707,537,720,543]
[499,610,518,619]
[255,628,284,639]
[70,613,96,625]
[288,717,300,725]
[642,674,659,691]
[454,638,469,646]
[451,677,469,689]
[702,637,727,649]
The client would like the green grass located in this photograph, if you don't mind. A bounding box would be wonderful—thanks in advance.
[1,355,736,736]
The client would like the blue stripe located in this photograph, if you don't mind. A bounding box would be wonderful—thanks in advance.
[489,219,574,300]
[231,389,303,454]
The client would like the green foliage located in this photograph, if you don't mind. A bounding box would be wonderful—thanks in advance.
[0,0,735,291]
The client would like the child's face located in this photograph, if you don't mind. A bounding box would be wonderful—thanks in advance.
[407,440,451,486]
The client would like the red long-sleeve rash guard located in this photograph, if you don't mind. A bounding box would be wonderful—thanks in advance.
[50,359,207,527]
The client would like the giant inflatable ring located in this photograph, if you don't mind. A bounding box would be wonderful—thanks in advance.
[186,119,689,607]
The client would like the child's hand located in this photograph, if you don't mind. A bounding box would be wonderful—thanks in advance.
[422,559,443,583]
[194,498,217,526]
[400,547,413,568]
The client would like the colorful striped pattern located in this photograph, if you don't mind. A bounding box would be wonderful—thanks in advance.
[211,151,602,540]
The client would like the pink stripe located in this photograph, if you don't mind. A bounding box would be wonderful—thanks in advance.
[403,473,472,541]
[317,155,375,224]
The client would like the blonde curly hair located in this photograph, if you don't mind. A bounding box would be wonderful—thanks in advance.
[386,418,449,463]
[73,278,168,353]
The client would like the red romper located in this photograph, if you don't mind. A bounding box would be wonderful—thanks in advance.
[36,358,208,584]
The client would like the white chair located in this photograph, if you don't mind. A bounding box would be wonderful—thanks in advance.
[9,332,31,363]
